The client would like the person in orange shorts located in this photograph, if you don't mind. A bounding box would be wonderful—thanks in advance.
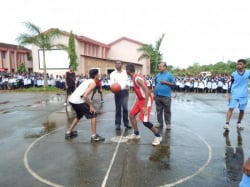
[125,63,162,146]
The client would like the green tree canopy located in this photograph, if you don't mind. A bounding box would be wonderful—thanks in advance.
[17,63,26,73]
[137,34,165,74]
[16,22,64,89]
[68,31,78,71]
[170,59,250,76]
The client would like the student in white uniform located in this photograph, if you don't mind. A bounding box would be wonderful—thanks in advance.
[65,69,105,142]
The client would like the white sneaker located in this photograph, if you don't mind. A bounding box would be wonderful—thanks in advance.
[63,102,67,106]
[224,124,229,131]
[237,123,244,130]
[166,124,171,130]
[126,134,141,140]
[152,136,162,146]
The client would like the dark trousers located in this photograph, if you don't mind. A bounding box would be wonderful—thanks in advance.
[114,90,129,127]
[154,95,172,125]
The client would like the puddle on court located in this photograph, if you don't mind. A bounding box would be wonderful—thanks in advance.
[0,110,11,114]
[49,95,64,103]
[0,101,10,105]
[149,145,170,169]
[29,95,64,108]
[223,130,244,182]
[24,121,57,138]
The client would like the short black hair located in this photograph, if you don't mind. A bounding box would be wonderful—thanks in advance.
[237,59,247,64]
[126,63,135,73]
[89,69,99,79]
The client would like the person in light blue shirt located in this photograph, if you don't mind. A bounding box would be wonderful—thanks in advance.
[224,59,250,131]
[154,62,175,130]
[239,158,250,187]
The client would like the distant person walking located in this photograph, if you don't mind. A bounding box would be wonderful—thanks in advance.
[154,62,175,130]
[125,63,162,146]
[224,59,250,131]
[64,65,76,106]
[110,60,131,130]
[65,69,104,142]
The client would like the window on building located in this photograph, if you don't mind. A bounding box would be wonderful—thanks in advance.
[27,53,32,61]
[2,51,6,59]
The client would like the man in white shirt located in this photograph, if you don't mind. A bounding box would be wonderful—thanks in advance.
[110,60,131,130]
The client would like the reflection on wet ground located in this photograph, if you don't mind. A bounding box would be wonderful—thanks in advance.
[24,121,57,138]
[0,101,10,104]
[149,144,170,169]
[223,130,244,183]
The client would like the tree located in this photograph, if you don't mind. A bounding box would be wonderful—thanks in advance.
[16,22,64,89]
[137,34,165,74]
[68,31,78,71]
[17,63,26,73]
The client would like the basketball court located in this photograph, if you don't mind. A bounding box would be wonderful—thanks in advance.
[0,92,249,187]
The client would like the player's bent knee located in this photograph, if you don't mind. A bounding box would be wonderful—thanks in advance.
[143,122,153,129]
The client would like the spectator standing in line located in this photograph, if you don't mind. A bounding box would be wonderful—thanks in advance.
[224,59,250,131]
[125,63,162,146]
[91,77,104,103]
[110,60,131,130]
[64,65,76,106]
[65,69,105,142]
[154,62,176,130]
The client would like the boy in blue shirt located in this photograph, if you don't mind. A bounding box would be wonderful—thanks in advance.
[224,59,250,131]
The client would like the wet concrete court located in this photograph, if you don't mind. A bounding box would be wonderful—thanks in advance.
[0,92,250,187]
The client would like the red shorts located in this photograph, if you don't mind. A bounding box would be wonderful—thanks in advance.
[129,96,152,122]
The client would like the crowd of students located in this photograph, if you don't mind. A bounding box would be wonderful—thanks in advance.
[0,72,232,95]
[173,74,231,93]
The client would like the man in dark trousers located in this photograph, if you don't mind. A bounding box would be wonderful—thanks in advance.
[64,65,76,106]
[110,60,131,130]
[91,77,104,103]
[154,62,176,130]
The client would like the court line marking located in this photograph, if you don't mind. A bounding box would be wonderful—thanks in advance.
[157,129,212,187]
[24,121,212,187]
[24,96,212,187]
[101,128,126,187]
[23,94,136,187]
[23,127,64,187]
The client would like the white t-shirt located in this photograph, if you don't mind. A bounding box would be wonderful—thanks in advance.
[110,69,130,90]
[69,79,94,104]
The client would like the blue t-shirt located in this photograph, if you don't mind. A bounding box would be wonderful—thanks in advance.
[154,72,175,97]
[239,173,250,187]
[230,70,250,99]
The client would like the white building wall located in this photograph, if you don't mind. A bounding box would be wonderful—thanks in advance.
[32,35,71,77]
[107,40,150,75]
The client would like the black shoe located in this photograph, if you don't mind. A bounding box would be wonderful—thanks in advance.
[115,125,121,131]
[91,134,105,142]
[65,131,78,139]
[124,124,132,129]
[116,127,121,131]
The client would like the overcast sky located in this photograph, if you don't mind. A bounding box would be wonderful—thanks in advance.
[1,0,250,68]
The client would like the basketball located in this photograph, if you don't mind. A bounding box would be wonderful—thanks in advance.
[110,83,121,94]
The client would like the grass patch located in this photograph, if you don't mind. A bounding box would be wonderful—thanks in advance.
[10,86,64,93]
